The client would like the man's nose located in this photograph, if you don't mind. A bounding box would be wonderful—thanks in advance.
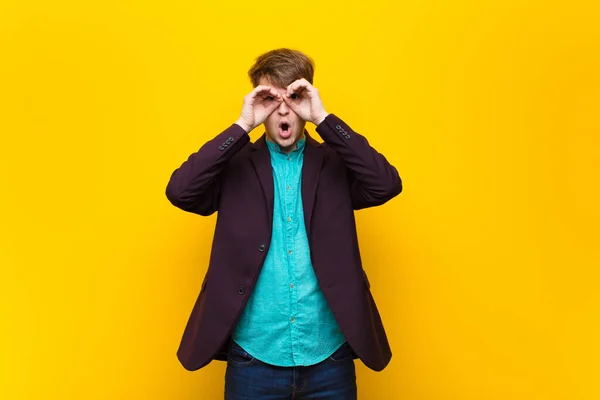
[277,99,289,115]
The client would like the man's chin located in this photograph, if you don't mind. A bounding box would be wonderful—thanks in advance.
[267,133,297,149]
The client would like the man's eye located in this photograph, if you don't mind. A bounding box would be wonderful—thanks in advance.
[265,96,275,101]
[291,93,299,100]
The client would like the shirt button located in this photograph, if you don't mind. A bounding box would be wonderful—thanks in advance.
[290,284,294,288]
[286,186,290,190]
[288,250,292,255]
[290,317,295,322]
[237,286,246,295]
[259,244,266,252]
[287,217,292,222]
[287,157,291,161]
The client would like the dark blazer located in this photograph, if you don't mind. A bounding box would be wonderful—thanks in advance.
[166,113,402,372]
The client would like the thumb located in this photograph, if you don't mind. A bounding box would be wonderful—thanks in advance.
[283,95,300,113]
[264,100,281,117]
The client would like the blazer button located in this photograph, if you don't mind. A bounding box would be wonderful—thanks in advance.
[237,286,246,295]
[258,244,266,252]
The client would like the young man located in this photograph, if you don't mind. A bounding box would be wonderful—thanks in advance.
[166,48,402,399]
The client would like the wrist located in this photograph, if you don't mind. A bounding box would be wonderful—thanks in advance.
[235,119,252,133]
[313,112,329,126]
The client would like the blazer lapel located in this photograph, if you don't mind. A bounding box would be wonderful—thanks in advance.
[251,135,274,224]
[302,132,324,237]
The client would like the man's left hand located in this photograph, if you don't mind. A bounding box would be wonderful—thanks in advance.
[283,78,329,125]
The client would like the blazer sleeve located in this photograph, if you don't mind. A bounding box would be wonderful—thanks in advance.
[165,123,250,216]
[315,114,402,210]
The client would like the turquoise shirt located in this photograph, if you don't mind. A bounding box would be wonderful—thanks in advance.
[232,136,346,366]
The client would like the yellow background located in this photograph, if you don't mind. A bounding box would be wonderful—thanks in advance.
[1,0,599,398]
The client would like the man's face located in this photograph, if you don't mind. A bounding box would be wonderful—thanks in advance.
[259,77,306,153]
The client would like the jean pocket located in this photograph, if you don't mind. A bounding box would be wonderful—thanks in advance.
[228,342,257,366]
[328,342,355,363]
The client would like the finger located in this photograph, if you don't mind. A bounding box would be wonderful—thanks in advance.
[251,85,278,98]
[286,80,300,96]
[249,86,281,104]
[282,94,300,112]
[287,84,305,98]
[264,101,280,115]
[287,79,312,96]
[253,85,272,93]
[246,86,267,105]
[261,102,282,122]
[259,87,283,101]
[266,86,283,98]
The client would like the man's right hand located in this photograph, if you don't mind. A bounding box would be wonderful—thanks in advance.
[235,85,282,132]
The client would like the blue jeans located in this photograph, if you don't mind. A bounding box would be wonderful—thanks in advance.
[224,341,357,399]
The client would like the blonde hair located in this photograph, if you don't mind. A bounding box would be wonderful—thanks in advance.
[248,48,315,88]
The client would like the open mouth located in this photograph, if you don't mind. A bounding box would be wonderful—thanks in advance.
[279,122,291,138]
